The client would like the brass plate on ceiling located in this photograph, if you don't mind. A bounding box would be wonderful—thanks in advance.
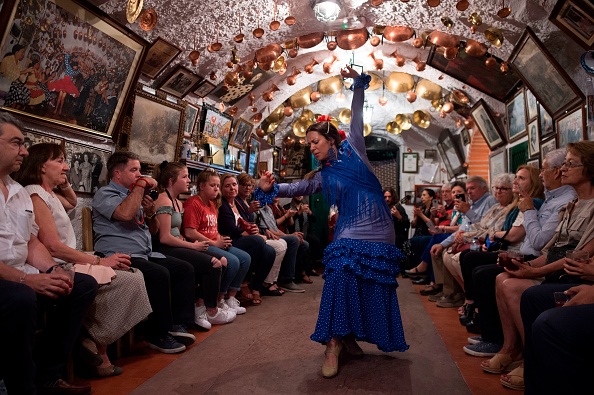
[266,104,285,124]
[386,72,414,93]
[413,110,431,128]
[292,118,311,137]
[289,86,313,108]
[138,8,157,31]
[338,109,351,124]
[416,79,442,101]
[395,114,412,130]
[318,76,343,94]
[364,123,372,136]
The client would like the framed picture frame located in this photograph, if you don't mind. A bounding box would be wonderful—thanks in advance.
[0,0,148,138]
[489,149,508,185]
[424,149,437,161]
[506,89,527,142]
[182,103,200,137]
[237,150,247,172]
[229,118,253,149]
[64,141,111,194]
[470,99,506,150]
[550,0,594,50]
[157,65,203,98]
[402,152,419,173]
[208,144,225,167]
[247,136,261,178]
[22,129,64,150]
[538,103,555,138]
[437,129,466,179]
[557,106,586,148]
[273,146,281,172]
[193,80,216,98]
[541,136,557,159]
[199,103,233,148]
[141,37,182,79]
[414,184,442,207]
[527,119,540,158]
[461,127,471,145]
[509,141,529,174]
[509,27,584,119]
[525,89,538,121]
[122,87,185,166]
[526,158,540,169]
[404,191,415,205]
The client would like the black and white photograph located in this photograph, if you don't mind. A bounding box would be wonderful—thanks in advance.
[538,103,555,137]
[507,89,527,142]
[64,141,111,194]
[157,65,203,98]
[540,136,557,159]
[22,129,64,150]
[525,89,538,121]
[527,119,540,157]
[470,99,505,150]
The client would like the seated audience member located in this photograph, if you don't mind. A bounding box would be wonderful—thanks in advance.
[402,188,437,272]
[521,281,594,395]
[481,141,594,391]
[463,150,576,357]
[0,111,97,395]
[183,170,251,314]
[455,167,543,334]
[236,173,287,296]
[284,195,324,267]
[270,196,314,284]
[14,143,152,377]
[429,176,497,305]
[93,151,196,353]
[434,183,455,226]
[256,199,305,293]
[383,187,410,250]
[218,173,275,305]
[152,161,234,328]
[408,181,466,287]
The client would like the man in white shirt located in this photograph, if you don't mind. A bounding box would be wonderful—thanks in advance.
[0,112,97,395]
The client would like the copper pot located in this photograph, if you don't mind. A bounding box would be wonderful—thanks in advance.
[429,30,460,48]
[369,52,384,71]
[412,37,424,48]
[452,89,469,104]
[371,0,383,5]
[270,20,281,31]
[304,58,319,74]
[209,71,217,80]
[383,26,414,43]
[258,61,273,71]
[189,50,200,66]
[412,54,426,72]
[226,106,238,117]
[253,24,265,38]
[256,44,283,64]
[442,102,454,113]
[234,33,245,43]
[242,69,253,79]
[297,32,324,49]
[310,91,321,102]
[456,0,469,11]
[284,15,296,26]
[465,39,487,57]
[391,50,406,67]
[256,127,266,138]
[224,72,239,87]
[248,92,255,107]
[336,28,369,50]
[427,0,440,6]
[500,61,509,74]
[406,91,417,103]
[444,46,459,60]
[464,117,475,129]
[251,111,263,123]
[370,35,381,46]
[485,55,498,69]
[287,68,301,85]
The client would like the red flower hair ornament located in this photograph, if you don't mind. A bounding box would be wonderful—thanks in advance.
[316,115,346,141]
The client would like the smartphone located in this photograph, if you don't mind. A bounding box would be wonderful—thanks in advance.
[432,199,439,208]
[455,193,466,202]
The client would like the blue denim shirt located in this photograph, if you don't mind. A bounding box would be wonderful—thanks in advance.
[440,192,497,248]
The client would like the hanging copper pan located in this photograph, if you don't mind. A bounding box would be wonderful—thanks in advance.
[451,89,469,105]
[336,28,369,50]
[382,26,414,43]
[464,39,487,57]
[297,32,325,48]
[255,44,283,64]
[429,30,460,48]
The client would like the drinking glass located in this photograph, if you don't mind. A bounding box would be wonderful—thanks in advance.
[566,250,589,263]
[553,291,572,307]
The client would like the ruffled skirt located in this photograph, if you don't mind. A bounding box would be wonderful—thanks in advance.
[310,238,409,352]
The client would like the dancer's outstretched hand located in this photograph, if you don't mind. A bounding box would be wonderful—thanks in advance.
[340,65,359,79]
[259,171,276,192]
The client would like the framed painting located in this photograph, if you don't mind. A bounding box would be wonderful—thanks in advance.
[557,106,586,148]
[193,80,216,98]
[437,128,466,179]
[247,136,261,178]
[22,129,63,150]
[237,150,247,173]
[506,89,527,142]
[427,45,521,102]
[199,103,233,148]
[273,146,281,172]
[527,158,540,169]
[402,152,419,173]
[157,65,203,98]
[550,0,594,50]
[538,103,555,138]
[527,119,540,158]
[64,140,111,194]
[461,127,471,145]
[229,118,253,149]
[489,149,507,185]
[122,87,185,166]
[0,0,147,138]
[284,144,308,179]
[509,27,584,119]
[404,191,415,205]
[141,37,181,80]
[525,89,538,121]
[182,103,200,137]
[541,136,557,159]
[470,99,506,150]
[414,184,442,207]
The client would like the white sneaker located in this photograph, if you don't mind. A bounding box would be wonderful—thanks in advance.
[207,307,236,325]
[194,305,211,330]
[225,296,247,315]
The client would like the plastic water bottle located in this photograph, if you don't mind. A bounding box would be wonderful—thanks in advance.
[470,237,480,252]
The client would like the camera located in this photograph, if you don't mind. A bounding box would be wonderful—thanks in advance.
[455,193,466,202]
[148,189,159,200]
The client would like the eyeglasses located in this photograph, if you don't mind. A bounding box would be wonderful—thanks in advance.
[239,184,254,188]
[492,186,512,191]
[560,161,584,169]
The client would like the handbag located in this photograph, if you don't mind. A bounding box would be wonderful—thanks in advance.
[543,244,581,284]
[74,263,116,285]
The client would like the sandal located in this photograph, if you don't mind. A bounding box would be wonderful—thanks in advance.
[261,283,284,296]
[322,341,343,379]
[481,353,523,374]
[500,366,524,390]
[238,283,253,302]
[273,282,285,295]
[301,275,313,284]
[95,364,123,377]
[252,292,262,305]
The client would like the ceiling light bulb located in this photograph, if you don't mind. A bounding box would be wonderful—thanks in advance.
[312,0,341,22]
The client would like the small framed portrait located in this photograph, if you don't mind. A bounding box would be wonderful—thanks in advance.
[489,149,508,186]
[527,158,540,169]
[470,99,506,150]
[541,136,557,159]
[461,127,471,145]
[550,0,594,50]
[237,150,247,172]
[141,37,182,80]
[424,149,437,161]
[157,65,203,98]
[527,119,540,158]
[402,152,419,173]
[506,89,527,142]
[538,103,555,138]
[525,89,539,121]
[193,80,217,98]
[229,118,253,149]
[556,105,586,148]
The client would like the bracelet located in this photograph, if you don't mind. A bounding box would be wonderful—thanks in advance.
[93,255,100,265]
[19,272,27,283]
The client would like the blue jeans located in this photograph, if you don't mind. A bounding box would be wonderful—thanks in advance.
[208,246,251,293]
